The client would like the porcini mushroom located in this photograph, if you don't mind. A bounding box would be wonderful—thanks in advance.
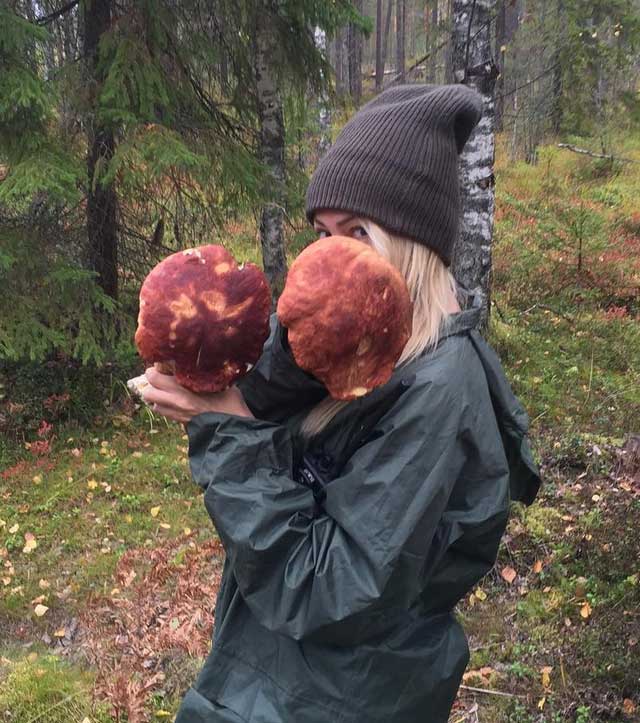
[133,244,271,394]
[277,236,413,400]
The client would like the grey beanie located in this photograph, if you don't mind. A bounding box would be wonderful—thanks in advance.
[305,83,483,265]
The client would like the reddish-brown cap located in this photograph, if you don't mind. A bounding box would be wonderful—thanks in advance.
[135,245,271,393]
[277,236,413,400]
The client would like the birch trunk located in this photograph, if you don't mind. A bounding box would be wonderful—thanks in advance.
[255,6,287,305]
[314,26,331,157]
[451,0,498,328]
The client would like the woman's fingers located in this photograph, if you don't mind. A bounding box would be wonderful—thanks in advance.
[145,366,182,391]
[141,384,187,411]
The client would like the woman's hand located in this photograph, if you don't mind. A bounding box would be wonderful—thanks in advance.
[141,367,255,425]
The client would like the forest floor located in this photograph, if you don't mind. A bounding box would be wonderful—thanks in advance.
[1,131,639,722]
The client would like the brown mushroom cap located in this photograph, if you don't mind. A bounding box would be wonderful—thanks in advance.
[277,236,413,400]
[135,245,271,393]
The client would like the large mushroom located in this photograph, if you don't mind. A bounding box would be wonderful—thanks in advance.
[277,236,413,400]
[132,244,271,394]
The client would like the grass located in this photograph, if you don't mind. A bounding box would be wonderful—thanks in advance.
[1,129,640,721]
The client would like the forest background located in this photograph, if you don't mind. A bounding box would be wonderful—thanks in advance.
[0,0,639,721]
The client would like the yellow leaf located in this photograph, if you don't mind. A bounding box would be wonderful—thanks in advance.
[156,711,172,718]
[183,527,192,536]
[474,588,487,601]
[32,475,42,485]
[53,628,66,638]
[9,523,19,534]
[533,560,543,574]
[580,601,592,618]
[501,566,517,584]
[39,579,50,589]
[159,523,171,530]
[23,533,37,553]
[132,451,143,458]
[541,666,553,688]
[87,479,98,490]
[150,506,161,518]
[27,652,38,662]
[34,604,49,617]
[623,699,636,715]
[538,696,546,710]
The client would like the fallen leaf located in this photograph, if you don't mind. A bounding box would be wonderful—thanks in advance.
[53,628,66,638]
[34,604,49,617]
[39,579,50,589]
[501,566,517,584]
[23,533,37,553]
[159,523,171,530]
[541,666,553,688]
[580,601,592,618]
[474,588,487,601]
[9,523,19,534]
[150,506,161,518]
[32,475,42,485]
[538,696,546,710]
[183,527,192,536]
[623,699,636,715]
[87,479,98,490]
[533,560,543,574]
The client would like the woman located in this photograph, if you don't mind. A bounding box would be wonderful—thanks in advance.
[143,84,541,722]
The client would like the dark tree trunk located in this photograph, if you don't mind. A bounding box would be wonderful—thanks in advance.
[396,0,405,82]
[254,4,287,305]
[376,0,384,91]
[426,0,437,82]
[334,32,344,96]
[382,0,394,79]
[451,0,499,328]
[550,0,565,134]
[84,0,118,299]
[348,0,363,104]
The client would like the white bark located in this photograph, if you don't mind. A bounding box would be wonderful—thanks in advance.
[451,0,498,328]
[255,6,287,304]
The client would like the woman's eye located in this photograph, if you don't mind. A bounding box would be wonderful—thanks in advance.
[316,229,330,239]
[352,226,368,239]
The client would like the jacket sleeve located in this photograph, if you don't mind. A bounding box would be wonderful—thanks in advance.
[186,377,467,644]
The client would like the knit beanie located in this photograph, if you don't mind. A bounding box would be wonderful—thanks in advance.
[305,83,483,266]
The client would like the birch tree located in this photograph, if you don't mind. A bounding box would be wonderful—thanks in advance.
[255,5,287,304]
[451,0,499,326]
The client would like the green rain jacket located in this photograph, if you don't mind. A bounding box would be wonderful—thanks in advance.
[175,297,541,723]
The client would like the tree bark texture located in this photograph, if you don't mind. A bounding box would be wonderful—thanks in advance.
[376,0,384,90]
[84,0,118,300]
[255,6,287,305]
[451,0,499,328]
[348,0,363,104]
[382,0,394,76]
[396,0,406,82]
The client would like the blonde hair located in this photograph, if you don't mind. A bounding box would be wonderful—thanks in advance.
[299,219,458,438]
